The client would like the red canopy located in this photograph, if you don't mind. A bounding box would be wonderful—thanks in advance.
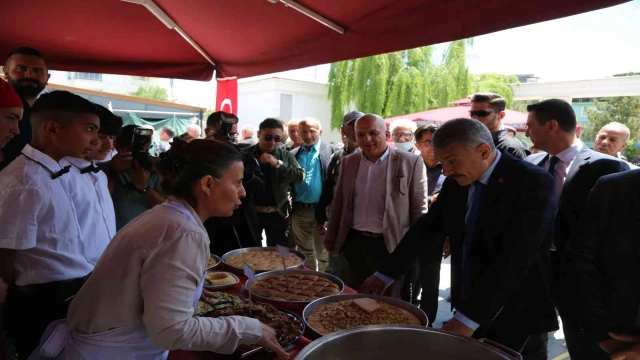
[386,106,528,131]
[1,0,626,80]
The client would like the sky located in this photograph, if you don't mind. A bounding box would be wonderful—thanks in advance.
[254,0,640,84]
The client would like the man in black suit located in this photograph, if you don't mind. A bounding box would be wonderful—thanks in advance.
[360,118,558,358]
[524,99,630,359]
[567,170,640,360]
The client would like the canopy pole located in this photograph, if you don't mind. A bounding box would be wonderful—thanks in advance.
[269,0,345,34]
[122,0,216,66]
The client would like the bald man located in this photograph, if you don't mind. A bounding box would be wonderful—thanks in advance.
[324,114,427,297]
[186,124,201,139]
[593,122,638,169]
[290,118,340,271]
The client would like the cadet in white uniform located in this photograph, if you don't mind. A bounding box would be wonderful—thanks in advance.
[0,91,101,359]
[59,104,121,264]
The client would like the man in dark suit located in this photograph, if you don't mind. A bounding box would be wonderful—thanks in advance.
[413,124,448,322]
[290,117,340,271]
[524,99,630,359]
[360,118,558,359]
[567,170,640,360]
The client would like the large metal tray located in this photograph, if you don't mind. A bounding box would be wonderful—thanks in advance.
[295,325,521,360]
[245,269,345,310]
[302,293,429,339]
[221,247,306,276]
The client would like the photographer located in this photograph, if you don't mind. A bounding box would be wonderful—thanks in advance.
[203,112,265,255]
[102,125,166,230]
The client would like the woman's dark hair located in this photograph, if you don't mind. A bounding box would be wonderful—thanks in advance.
[158,138,243,205]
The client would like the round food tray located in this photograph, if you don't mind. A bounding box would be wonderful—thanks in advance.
[245,269,345,311]
[204,271,240,291]
[302,293,429,339]
[207,254,221,270]
[221,247,307,276]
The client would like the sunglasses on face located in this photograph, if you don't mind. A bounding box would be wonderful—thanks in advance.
[469,110,496,118]
[263,135,283,143]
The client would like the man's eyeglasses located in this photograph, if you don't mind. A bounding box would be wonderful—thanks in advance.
[469,110,497,118]
[392,132,414,140]
[263,135,283,143]
[416,140,432,147]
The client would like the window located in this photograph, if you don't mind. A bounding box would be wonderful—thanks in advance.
[75,72,102,81]
[280,93,293,121]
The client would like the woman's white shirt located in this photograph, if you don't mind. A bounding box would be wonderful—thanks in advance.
[65,199,262,353]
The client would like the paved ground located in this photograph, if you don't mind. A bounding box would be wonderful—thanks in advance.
[432,257,570,359]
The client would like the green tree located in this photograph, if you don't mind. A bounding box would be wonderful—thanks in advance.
[471,73,519,108]
[583,97,640,142]
[131,85,169,102]
[327,39,518,129]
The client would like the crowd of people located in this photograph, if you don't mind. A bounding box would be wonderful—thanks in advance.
[0,45,638,360]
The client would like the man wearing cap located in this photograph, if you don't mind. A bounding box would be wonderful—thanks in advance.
[1,47,50,169]
[315,111,362,277]
[503,125,517,138]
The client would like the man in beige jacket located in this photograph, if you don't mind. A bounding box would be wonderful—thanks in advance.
[324,114,428,297]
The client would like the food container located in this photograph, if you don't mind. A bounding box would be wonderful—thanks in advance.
[203,271,240,291]
[245,269,345,311]
[221,247,306,276]
[239,308,306,357]
[207,254,221,270]
[302,293,428,339]
[295,325,522,360]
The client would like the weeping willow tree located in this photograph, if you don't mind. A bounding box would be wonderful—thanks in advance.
[328,39,517,129]
[470,73,519,106]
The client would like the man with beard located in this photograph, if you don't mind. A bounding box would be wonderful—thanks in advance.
[470,92,530,159]
[1,47,50,170]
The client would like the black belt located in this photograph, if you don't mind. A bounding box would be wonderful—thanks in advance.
[352,228,384,238]
[293,202,317,208]
[18,273,91,302]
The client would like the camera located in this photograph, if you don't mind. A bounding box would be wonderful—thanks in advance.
[132,127,154,172]
[207,111,239,143]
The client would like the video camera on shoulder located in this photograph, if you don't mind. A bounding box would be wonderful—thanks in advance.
[209,111,239,143]
[132,127,154,172]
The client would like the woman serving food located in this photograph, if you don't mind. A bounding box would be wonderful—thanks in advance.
[29,139,288,359]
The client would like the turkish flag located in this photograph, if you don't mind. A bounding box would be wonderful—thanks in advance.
[215,77,238,115]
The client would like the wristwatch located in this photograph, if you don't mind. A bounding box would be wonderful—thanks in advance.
[136,185,151,194]
[275,160,283,168]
